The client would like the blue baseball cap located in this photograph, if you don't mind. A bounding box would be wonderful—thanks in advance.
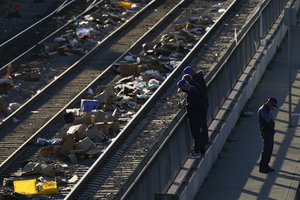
[268,97,278,108]
[177,79,187,88]
[183,66,193,74]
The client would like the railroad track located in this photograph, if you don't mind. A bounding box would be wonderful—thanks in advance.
[0,0,149,121]
[0,0,207,197]
[0,0,172,165]
[66,0,268,199]
[0,0,276,199]
[0,0,88,69]
[0,0,60,43]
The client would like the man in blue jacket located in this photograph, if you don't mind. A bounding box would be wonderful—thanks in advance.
[258,97,278,173]
[177,79,208,157]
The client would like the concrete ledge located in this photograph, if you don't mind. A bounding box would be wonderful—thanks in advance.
[173,6,289,200]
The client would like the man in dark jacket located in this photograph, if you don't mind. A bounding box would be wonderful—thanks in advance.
[182,74,209,147]
[183,66,208,103]
[258,97,278,173]
[177,79,208,157]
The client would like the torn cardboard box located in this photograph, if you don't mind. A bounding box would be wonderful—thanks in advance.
[67,124,87,140]
[85,126,108,143]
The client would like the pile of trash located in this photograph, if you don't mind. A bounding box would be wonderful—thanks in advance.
[0,61,48,123]
[0,2,224,197]
[112,13,216,95]
[0,1,147,122]
[39,1,143,59]
[2,161,79,197]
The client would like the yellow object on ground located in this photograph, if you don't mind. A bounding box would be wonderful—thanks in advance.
[13,179,38,195]
[38,181,58,195]
[118,1,132,9]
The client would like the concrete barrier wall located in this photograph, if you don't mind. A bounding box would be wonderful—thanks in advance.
[180,21,288,200]
[123,113,192,200]
[180,1,300,199]
[121,0,300,199]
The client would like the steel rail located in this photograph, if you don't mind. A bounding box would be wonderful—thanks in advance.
[0,0,155,128]
[0,0,102,72]
[64,0,290,198]
[65,0,245,198]
[0,0,268,198]
[0,0,177,172]
[66,2,286,199]
[0,0,76,52]
[0,0,197,198]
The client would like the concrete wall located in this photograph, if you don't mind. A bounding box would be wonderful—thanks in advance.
[180,1,300,199]
[121,1,300,199]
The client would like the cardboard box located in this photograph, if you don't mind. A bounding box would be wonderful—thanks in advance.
[85,126,107,142]
[60,134,75,155]
[67,124,87,140]
[53,145,63,157]
[94,91,108,105]
[40,146,55,157]
[89,110,115,123]
[115,61,138,77]
[73,115,90,125]
[74,137,96,151]
[95,121,120,135]
[73,110,115,125]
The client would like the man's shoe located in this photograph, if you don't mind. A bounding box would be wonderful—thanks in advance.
[259,168,269,173]
[259,166,274,173]
[189,150,201,158]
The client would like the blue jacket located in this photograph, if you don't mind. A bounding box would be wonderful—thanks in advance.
[258,104,275,133]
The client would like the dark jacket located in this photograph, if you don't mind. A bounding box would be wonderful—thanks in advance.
[186,86,206,120]
[192,72,209,106]
[258,104,275,133]
[189,80,208,109]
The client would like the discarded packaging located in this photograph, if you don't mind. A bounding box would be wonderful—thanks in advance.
[2,178,14,187]
[118,1,133,9]
[8,102,20,113]
[37,181,58,195]
[66,108,80,116]
[95,121,119,135]
[60,134,75,155]
[13,179,38,195]
[85,125,107,142]
[36,138,61,146]
[40,146,54,157]
[74,136,96,151]
[67,124,87,140]
[81,99,99,112]
[148,79,160,89]
[68,175,78,183]
[115,61,138,77]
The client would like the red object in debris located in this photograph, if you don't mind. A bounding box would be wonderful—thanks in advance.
[14,3,20,13]
[7,63,12,71]
[5,73,11,80]
[6,64,12,80]
[80,34,93,39]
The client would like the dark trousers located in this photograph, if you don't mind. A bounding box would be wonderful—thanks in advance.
[189,118,208,155]
[200,115,209,145]
[259,131,274,168]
